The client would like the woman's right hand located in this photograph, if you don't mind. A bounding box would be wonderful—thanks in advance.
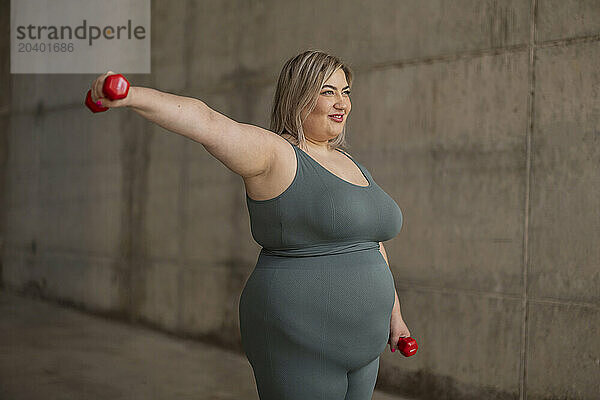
[89,70,131,108]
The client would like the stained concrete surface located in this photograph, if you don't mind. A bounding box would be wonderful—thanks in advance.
[0,290,411,400]
[3,0,599,398]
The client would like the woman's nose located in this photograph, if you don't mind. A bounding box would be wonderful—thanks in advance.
[333,93,349,110]
[335,97,347,106]
[335,102,348,111]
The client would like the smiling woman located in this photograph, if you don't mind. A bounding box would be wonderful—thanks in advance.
[86,49,408,400]
[297,68,353,148]
[269,51,354,153]
[239,50,407,400]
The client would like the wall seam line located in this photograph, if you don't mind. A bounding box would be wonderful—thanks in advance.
[520,1,538,399]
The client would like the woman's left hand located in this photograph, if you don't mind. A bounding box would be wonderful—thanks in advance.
[388,308,411,353]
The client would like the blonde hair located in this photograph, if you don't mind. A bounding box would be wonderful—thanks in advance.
[269,49,354,152]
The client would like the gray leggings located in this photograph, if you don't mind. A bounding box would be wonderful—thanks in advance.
[239,249,395,399]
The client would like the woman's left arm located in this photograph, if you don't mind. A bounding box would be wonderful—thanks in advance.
[379,242,411,352]
[379,242,403,319]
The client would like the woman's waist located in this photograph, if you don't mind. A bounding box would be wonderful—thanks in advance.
[255,241,387,269]
[262,240,379,257]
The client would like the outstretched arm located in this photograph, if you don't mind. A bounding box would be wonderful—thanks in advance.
[89,71,282,179]
[124,86,280,178]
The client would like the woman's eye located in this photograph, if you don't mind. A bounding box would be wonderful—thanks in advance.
[321,90,351,95]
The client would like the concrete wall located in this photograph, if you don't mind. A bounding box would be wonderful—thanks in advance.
[1,1,598,399]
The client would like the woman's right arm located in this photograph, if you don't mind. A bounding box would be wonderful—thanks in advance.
[91,72,280,179]
[127,86,280,178]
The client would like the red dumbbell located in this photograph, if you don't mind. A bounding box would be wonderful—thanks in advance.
[397,337,418,357]
[85,73,130,113]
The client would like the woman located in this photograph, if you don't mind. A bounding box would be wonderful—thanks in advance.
[89,49,411,400]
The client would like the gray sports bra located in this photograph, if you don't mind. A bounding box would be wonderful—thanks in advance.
[245,141,403,257]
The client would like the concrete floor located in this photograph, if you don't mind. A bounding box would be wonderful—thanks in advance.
[0,290,410,400]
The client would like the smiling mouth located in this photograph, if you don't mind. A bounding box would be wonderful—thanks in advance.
[329,114,344,122]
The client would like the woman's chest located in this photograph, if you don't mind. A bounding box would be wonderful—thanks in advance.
[279,180,403,244]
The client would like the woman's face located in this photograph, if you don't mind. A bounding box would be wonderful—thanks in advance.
[301,68,351,144]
